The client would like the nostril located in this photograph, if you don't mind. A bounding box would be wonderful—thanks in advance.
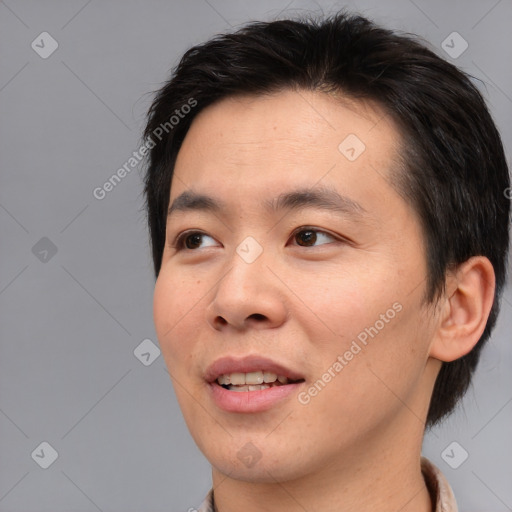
[211,313,271,330]
[249,313,267,322]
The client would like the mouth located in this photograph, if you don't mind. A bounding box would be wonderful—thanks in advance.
[215,371,304,392]
[205,355,306,412]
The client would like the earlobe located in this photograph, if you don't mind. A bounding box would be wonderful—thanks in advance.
[429,257,495,363]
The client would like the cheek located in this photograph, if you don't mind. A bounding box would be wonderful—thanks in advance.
[153,273,177,340]
[310,295,430,416]
[288,259,397,341]
[292,262,427,401]
[153,269,203,368]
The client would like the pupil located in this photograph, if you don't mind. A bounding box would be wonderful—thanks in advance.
[186,234,202,249]
[297,230,316,246]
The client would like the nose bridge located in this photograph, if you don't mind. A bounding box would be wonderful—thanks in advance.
[219,240,270,302]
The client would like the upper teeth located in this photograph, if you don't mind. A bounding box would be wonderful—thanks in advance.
[217,371,289,385]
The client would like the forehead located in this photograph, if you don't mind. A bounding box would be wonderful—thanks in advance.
[171,89,402,210]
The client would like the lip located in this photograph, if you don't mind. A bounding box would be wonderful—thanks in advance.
[208,380,305,413]
[205,355,306,413]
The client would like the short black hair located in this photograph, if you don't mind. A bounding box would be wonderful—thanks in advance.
[143,12,510,427]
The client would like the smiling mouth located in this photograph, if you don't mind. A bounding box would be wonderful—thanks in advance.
[216,371,305,392]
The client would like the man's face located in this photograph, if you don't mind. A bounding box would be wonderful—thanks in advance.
[154,90,440,482]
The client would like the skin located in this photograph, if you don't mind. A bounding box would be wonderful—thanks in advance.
[153,90,495,511]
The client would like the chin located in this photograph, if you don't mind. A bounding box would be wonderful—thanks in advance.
[202,438,314,484]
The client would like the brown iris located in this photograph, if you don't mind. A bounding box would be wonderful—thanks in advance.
[295,230,317,247]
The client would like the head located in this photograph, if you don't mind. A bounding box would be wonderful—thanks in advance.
[143,12,510,481]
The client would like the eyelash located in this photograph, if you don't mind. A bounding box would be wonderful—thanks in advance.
[172,227,343,251]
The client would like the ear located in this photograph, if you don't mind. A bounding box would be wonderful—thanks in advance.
[429,256,496,362]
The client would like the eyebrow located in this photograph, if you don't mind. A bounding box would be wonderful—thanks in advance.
[167,186,367,219]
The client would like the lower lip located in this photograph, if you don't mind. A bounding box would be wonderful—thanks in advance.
[208,382,304,413]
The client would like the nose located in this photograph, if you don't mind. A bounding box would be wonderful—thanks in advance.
[205,253,288,332]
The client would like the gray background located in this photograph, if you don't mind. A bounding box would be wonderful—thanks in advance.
[0,0,511,510]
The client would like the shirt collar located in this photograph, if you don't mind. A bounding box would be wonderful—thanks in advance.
[197,457,457,512]
[421,456,458,511]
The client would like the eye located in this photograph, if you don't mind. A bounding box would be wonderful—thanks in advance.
[291,227,338,247]
[174,231,219,250]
